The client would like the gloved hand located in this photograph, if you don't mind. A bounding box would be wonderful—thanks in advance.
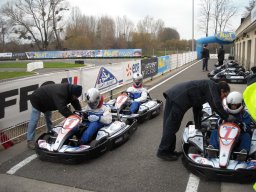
[227,114,236,122]
[88,115,99,122]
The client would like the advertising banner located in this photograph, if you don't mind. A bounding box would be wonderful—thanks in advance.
[158,55,171,74]
[81,64,124,92]
[141,57,158,79]
[122,60,141,83]
[0,53,12,58]
[26,49,142,59]
[0,70,80,129]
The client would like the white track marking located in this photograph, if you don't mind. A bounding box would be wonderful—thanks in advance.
[6,154,37,175]
[185,174,200,192]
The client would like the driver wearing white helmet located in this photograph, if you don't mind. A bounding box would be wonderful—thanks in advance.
[208,91,253,160]
[126,72,148,114]
[79,88,112,144]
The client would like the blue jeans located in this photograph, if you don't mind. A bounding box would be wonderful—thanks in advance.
[27,107,52,141]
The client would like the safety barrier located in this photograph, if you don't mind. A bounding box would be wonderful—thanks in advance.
[0,52,197,148]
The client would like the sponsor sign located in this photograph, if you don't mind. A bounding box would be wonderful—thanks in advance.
[141,57,158,79]
[216,32,236,42]
[0,71,80,129]
[26,49,142,59]
[123,60,141,83]
[95,67,119,91]
[158,55,171,74]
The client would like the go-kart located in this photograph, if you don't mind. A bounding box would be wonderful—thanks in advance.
[182,103,256,183]
[35,111,137,164]
[210,68,250,84]
[105,91,163,123]
[208,60,247,79]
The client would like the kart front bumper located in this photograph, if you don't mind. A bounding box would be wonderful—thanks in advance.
[182,144,256,183]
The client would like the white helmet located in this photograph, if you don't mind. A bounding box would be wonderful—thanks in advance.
[85,88,101,109]
[132,72,143,88]
[224,91,244,114]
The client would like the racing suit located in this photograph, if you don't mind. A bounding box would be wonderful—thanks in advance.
[158,80,229,155]
[209,110,253,152]
[126,86,148,114]
[80,105,112,144]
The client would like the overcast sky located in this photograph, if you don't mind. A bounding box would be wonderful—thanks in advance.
[0,0,252,40]
[67,0,251,40]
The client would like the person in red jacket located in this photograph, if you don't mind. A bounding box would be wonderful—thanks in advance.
[27,83,82,149]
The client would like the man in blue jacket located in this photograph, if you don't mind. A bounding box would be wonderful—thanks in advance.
[157,80,231,161]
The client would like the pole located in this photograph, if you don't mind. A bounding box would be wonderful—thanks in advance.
[192,0,194,52]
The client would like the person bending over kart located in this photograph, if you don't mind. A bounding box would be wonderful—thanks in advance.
[79,88,112,144]
[157,80,231,161]
[208,91,253,161]
[27,83,82,149]
[126,72,148,114]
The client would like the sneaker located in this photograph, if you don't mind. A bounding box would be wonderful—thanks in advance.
[27,140,35,150]
[207,145,217,158]
[236,149,247,162]
[157,151,182,161]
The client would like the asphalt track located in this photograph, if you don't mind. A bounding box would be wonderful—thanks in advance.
[0,59,254,192]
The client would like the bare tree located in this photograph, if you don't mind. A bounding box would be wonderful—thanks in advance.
[0,17,9,51]
[197,0,211,37]
[64,7,97,49]
[212,0,237,34]
[115,16,134,48]
[0,0,69,51]
[137,16,164,38]
[135,16,164,55]
[243,0,256,17]
[96,16,115,49]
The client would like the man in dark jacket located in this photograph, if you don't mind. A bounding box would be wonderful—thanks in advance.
[217,45,225,66]
[157,80,231,161]
[27,83,82,149]
[202,44,210,71]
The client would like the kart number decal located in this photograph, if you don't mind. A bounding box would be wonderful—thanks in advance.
[116,95,128,104]
[63,116,81,129]
[219,125,239,140]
